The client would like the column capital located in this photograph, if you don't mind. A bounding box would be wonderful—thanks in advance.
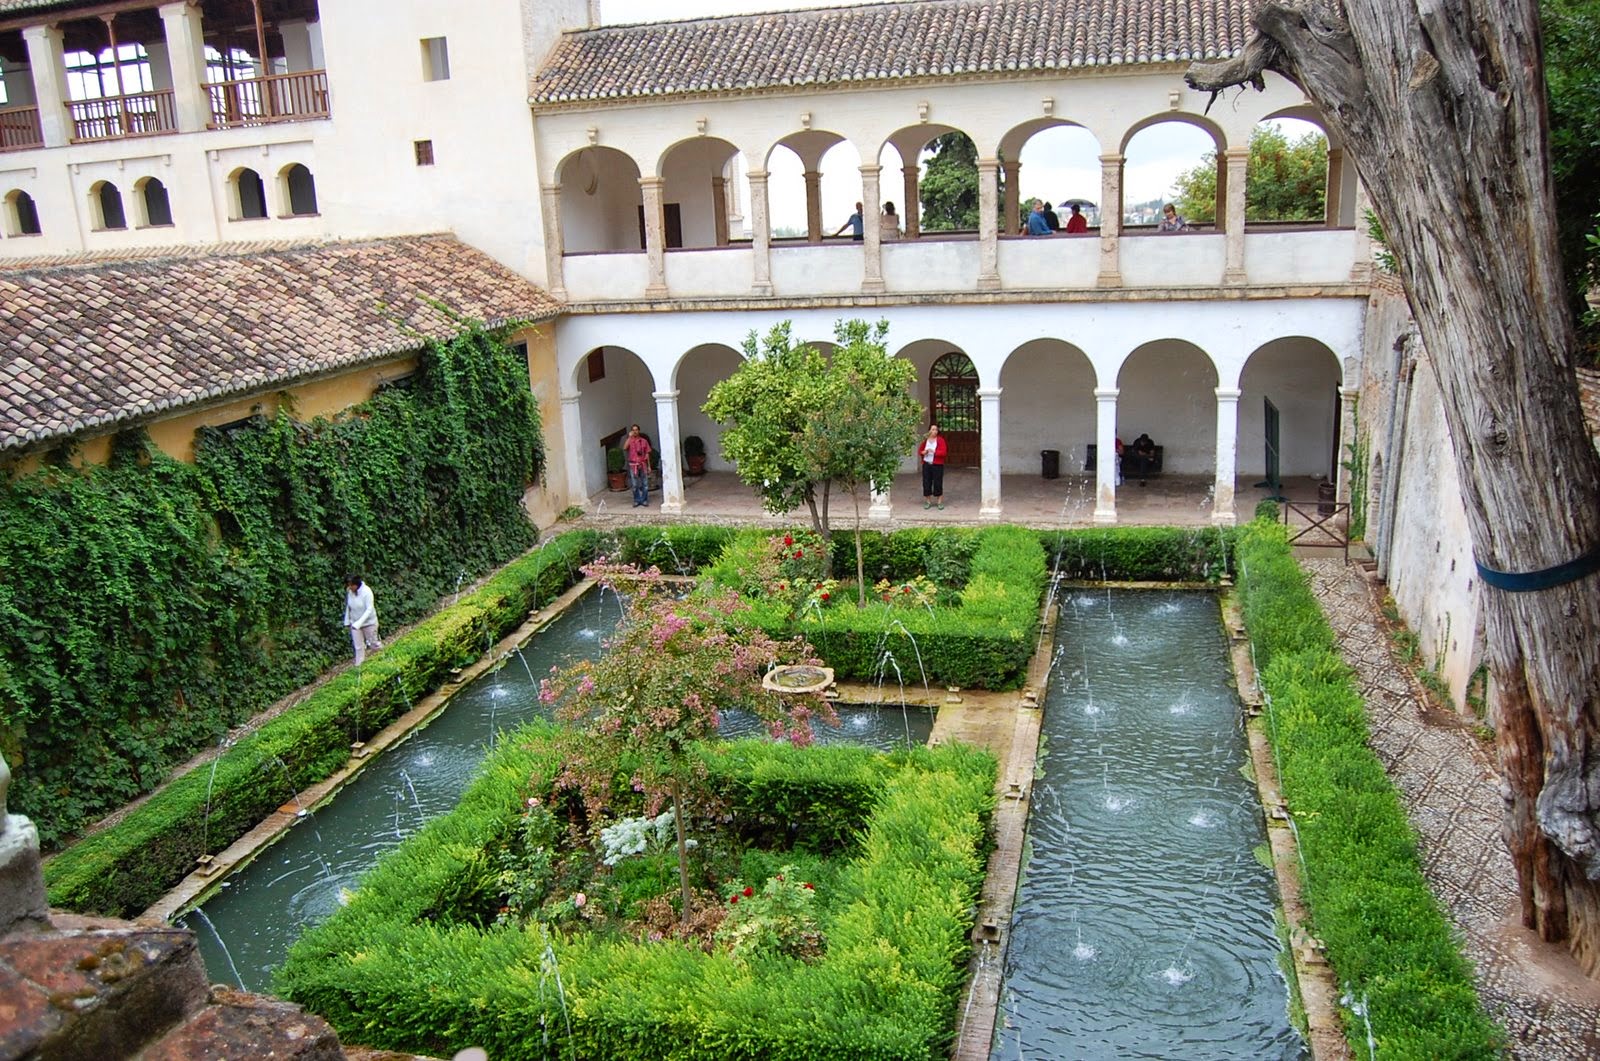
[21,23,59,42]
[858,163,882,177]
[541,182,562,196]
[157,0,194,16]
[1093,387,1120,400]
[638,175,664,190]
[560,391,582,405]
[976,387,1002,399]
[746,168,769,182]
[1223,147,1251,164]
[1214,387,1242,401]
[1098,153,1125,165]
[976,157,1000,172]
[651,390,679,402]
[1339,385,1360,398]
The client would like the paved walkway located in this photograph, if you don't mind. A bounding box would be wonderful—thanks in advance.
[1302,558,1600,1059]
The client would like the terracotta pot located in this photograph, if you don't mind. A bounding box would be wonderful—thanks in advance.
[607,471,628,491]
[686,454,707,475]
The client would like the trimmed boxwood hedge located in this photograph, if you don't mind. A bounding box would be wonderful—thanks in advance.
[43,531,599,919]
[280,730,996,1060]
[1235,519,1501,1059]
[1038,526,1232,582]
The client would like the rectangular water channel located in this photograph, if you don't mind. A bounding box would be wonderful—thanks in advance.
[183,587,933,992]
[991,589,1303,1059]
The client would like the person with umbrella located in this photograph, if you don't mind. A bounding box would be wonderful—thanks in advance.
[1064,202,1088,233]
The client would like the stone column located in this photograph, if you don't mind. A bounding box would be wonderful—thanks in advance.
[653,390,684,514]
[977,157,1000,290]
[803,169,822,242]
[159,1,210,133]
[22,25,70,148]
[1350,180,1374,282]
[1097,154,1123,287]
[978,387,1002,519]
[1212,387,1241,525]
[1336,384,1359,504]
[1323,146,1345,228]
[539,183,567,300]
[1223,147,1249,285]
[1093,387,1118,522]
[639,176,668,298]
[869,484,893,520]
[560,392,588,505]
[747,168,773,295]
[860,163,884,293]
[1001,159,1020,236]
[902,164,920,239]
[0,753,48,936]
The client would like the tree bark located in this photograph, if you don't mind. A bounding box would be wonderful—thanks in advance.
[672,784,692,922]
[1190,0,1600,976]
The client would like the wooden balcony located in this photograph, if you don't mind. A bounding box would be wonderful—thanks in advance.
[0,106,43,152]
[206,70,329,129]
[67,90,177,142]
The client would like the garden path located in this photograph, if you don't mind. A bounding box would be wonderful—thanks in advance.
[1303,558,1600,1059]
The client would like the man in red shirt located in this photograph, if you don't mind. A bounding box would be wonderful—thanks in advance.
[919,423,947,509]
[1065,203,1088,233]
[624,423,653,508]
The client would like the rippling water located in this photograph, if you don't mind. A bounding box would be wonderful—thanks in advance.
[184,590,933,991]
[990,589,1303,1061]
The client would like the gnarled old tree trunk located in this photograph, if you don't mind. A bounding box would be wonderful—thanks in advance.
[1189,0,1600,976]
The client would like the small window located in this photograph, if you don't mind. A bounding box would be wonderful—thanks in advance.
[138,178,173,227]
[414,139,434,166]
[93,181,127,230]
[587,349,606,383]
[233,167,267,220]
[420,37,449,81]
[283,163,317,216]
[5,190,41,236]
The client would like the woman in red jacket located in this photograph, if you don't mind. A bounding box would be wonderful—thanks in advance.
[919,423,947,509]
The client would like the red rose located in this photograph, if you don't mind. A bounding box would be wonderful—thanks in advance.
[802,882,814,890]
[729,895,739,905]
[902,586,911,594]
[820,592,830,601]
[784,535,794,546]
[743,886,754,897]
[794,549,803,559]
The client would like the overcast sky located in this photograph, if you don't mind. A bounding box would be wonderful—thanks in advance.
[597,1,1317,230]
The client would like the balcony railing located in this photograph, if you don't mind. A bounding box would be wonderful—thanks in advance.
[67,90,177,142]
[207,70,329,129]
[0,107,44,152]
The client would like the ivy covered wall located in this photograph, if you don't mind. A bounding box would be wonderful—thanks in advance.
[0,324,544,846]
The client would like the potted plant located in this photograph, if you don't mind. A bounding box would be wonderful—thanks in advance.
[683,435,707,475]
[605,447,627,492]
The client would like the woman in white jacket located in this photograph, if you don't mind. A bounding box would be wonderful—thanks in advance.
[343,574,382,664]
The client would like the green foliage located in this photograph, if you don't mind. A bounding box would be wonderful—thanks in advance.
[43,532,596,917]
[1038,526,1232,582]
[1544,0,1600,348]
[918,132,981,231]
[1172,125,1327,224]
[1364,208,1400,274]
[1,323,544,846]
[715,867,826,962]
[613,524,737,573]
[704,320,920,550]
[1234,519,1502,1057]
[281,731,995,1059]
[1342,422,1370,541]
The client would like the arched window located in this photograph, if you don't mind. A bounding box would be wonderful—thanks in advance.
[929,351,980,467]
[5,190,41,236]
[232,167,267,220]
[91,181,127,230]
[137,177,173,227]
[282,163,318,216]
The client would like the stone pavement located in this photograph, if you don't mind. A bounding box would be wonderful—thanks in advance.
[1302,558,1600,1059]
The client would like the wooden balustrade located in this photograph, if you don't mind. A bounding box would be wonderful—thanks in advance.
[0,106,43,151]
[206,70,329,129]
[67,90,176,142]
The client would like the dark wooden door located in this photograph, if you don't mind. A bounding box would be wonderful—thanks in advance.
[930,352,979,467]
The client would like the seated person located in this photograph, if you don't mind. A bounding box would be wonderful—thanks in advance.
[1129,432,1157,484]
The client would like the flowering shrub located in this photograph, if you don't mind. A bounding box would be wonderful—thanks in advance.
[872,573,938,609]
[493,797,561,925]
[714,866,825,962]
[599,810,677,866]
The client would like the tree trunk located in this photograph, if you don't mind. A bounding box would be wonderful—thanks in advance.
[1190,0,1600,976]
[671,784,692,922]
[852,488,867,606]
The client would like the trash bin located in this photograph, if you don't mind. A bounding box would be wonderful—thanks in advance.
[1041,449,1060,480]
[1317,480,1337,515]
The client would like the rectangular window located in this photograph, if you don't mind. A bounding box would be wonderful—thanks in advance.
[420,37,450,81]
[414,139,434,166]
[587,349,605,383]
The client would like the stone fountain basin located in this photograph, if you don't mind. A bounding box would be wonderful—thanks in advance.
[762,665,834,695]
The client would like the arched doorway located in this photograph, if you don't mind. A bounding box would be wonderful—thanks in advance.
[930,351,980,467]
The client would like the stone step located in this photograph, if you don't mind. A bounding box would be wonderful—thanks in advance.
[135,986,343,1060]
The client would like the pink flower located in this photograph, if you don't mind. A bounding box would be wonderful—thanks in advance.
[574,892,587,909]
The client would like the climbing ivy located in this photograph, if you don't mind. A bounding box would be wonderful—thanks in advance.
[0,323,543,845]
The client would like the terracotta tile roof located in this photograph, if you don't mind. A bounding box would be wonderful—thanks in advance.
[0,0,84,16]
[531,0,1254,105]
[0,235,560,453]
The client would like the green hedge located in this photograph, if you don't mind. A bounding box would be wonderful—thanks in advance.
[1039,526,1232,582]
[1235,520,1501,1058]
[281,732,996,1059]
[708,525,1047,690]
[2,324,544,845]
[43,531,598,919]
[614,524,737,573]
